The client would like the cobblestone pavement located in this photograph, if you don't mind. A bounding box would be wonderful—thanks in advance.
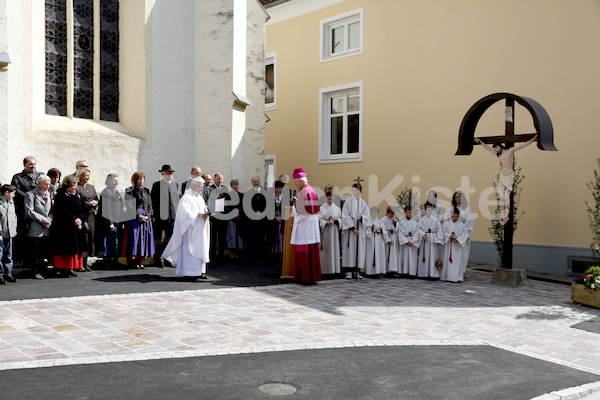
[0,269,598,390]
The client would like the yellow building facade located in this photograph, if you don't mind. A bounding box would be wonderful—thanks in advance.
[263,0,600,275]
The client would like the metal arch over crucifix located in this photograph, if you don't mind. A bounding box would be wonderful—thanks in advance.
[455,92,557,269]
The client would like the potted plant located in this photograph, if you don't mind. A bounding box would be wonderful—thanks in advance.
[572,266,600,308]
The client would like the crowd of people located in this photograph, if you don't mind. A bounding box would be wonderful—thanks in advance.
[0,156,474,286]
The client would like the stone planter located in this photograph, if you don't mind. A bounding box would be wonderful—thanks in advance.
[572,283,600,309]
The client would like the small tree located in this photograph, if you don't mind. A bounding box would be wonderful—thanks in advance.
[396,187,420,220]
[488,164,525,267]
[585,158,600,262]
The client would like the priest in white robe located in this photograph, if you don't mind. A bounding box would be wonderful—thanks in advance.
[440,208,469,282]
[417,202,443,278]
[341,183,369,279]
[318,191,341,275]
[364,207,386,277]
[163,177,210,279]
[397,206,421,276]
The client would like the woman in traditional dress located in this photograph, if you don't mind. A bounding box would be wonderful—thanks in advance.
[76,167,98,271]
[50,176,88,277]
[123,172,154,269]
[96,174,124,267]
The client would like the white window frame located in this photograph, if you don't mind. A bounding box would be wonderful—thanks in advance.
[265,52,277,111]
[318,82,363,164]
[320,8,364,63]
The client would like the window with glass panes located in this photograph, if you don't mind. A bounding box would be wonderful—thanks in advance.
[328,90,360,157]
[329,18,360,57]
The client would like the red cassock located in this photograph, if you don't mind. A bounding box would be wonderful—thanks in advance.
[293,184,322,284]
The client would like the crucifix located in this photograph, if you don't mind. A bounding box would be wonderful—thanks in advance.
[456,93,557,269]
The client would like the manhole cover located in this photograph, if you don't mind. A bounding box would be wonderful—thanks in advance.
[258,383,297,396]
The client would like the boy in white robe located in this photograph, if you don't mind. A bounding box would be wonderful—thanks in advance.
[163,177,210,279]
[397,206,420,276]
[319,191,342,275]
[380,206,399,274]
[417,202,443,278]
[440,207,469,282]
[445,191,474,274]
[364,206,386,277]
[341,183,369,279]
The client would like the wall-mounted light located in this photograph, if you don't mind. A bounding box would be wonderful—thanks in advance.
[0,53,10,69]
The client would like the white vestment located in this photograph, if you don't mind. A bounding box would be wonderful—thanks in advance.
[341,197,369,270]
[417,215,443,278]
[364,217,386,275]
[318,203,342,274]
[380,215,398,273]
[445,205,474,273]
[163,188,210,276]
[440,220,469,282]
[397,218,421,276]
[290,205,320,245]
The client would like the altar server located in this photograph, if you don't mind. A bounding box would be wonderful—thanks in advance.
[364,206,386,277]
[417,202,443,278]
[380,206,399,274]
[397,206,420,276]
[341,183,369,279]
[440,207,469,282]
[319,191,341,275]
[444,191,474,274]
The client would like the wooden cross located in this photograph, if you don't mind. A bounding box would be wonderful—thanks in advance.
[457,93,556,270]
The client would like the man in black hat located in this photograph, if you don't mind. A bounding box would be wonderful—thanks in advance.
[151,165,180,267]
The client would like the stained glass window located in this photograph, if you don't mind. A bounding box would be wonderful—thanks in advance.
[44,0,119,122]
[100,0,119,122]
[45,0,67,116]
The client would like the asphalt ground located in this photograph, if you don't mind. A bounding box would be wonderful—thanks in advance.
[1,345,598,400]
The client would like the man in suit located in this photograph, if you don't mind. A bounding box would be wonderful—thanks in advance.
[151,165,180,268]
[208,173,228,262]
[202,173,212,203]
[11,156,42,262]
[181,166,202,196]
[247,176,267,262]
[24,174,53,279]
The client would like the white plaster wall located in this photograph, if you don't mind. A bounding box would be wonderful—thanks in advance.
[194,0,235,183]
[244,0,268,187]
[139,0,196,185]
[0,0,7,182]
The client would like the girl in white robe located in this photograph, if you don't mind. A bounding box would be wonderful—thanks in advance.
[440,209,469,282]
[380,206,399,273]
[341,184,369,278]
[445,191,474,274]
[417,202,443,278]
[319,193,342,274]
[397,206,421,276]
[364,207,386,276]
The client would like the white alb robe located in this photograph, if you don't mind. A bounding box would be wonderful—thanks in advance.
[290,205,320,245]
[380,215,399,272]
[440,220,469,282]
[341,197,369,270]
[444,205,474,273]
[163,188,210,276]
[417,215,443,278]
[318,203,342,274]
[364,217,386,275]
[397,218,421,276]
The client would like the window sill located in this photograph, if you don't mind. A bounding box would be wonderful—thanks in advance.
[319,154,363,164]
[33,115,141,141]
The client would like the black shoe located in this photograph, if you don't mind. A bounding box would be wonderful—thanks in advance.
[77,268,85,272]
[0,277,5,285]
[199,273,208,280]
[4,275,17,283]
[69,270,78,277]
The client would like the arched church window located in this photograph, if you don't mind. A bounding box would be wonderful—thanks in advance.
[45,0,119,122]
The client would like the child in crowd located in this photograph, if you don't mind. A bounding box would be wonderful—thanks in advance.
[318,190,341,275]
[397,205,420,276]
[364,206,386,277]
[341,183,369,279]
[417,202,443,279]
[440,207,469,282]
[0,185,18,284]
[380,206,399,274]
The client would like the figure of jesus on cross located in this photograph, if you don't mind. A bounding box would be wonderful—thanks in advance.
[474,134,537,225]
